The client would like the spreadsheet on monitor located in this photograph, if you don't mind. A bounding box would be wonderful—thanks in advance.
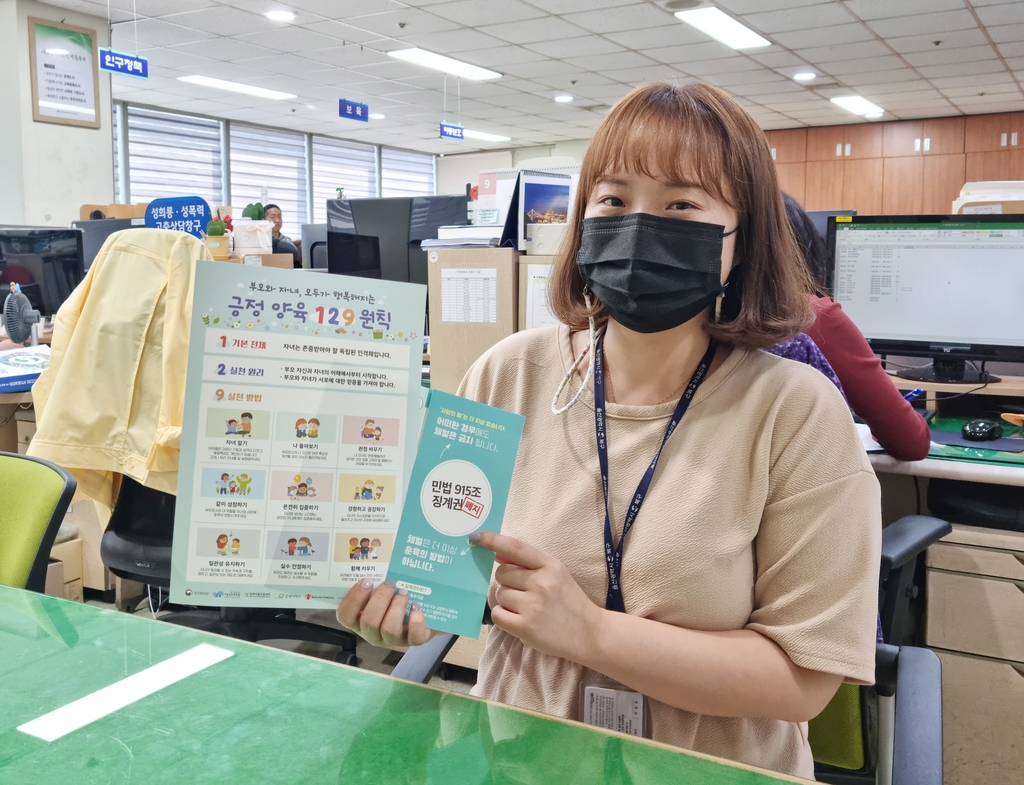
[832,222,1024,348]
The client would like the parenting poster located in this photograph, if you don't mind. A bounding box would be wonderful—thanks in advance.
[170,261,426,608]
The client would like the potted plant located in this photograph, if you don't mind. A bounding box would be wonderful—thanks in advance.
[203,209,232,259]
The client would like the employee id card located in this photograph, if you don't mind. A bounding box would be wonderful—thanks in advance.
[581,685,644,738]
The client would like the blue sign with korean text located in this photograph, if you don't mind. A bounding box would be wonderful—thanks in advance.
[145,196,211,239]
[99,48,148,79]
[339,99,369,122]
[440,122,464,141]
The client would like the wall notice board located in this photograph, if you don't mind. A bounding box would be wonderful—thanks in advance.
[28,17,100,129]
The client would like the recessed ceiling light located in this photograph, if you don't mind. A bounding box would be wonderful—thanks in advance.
[177,75,296,100]
[554,94,574,103]
[387,48,501,81]
[368,113,386,120]
[463,129,511,142]
[794,72,816,81]
[865,111,884,119]
[831,95,884,116]
[265,10,296,22]
[44,48,69,55]
[675,8,770,50]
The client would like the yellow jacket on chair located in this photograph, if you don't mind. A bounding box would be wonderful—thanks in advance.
[28,229,212,509]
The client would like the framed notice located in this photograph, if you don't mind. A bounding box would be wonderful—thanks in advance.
[28,17,100,129]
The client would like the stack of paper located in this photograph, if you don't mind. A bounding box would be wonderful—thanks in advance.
[0,345,50,393]
[421,224,502,249]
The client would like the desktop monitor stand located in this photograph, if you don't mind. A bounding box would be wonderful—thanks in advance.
[897,357,1001,385]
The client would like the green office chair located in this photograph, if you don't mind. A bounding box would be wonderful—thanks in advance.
[0,451,77,592]
[394,516,950,785]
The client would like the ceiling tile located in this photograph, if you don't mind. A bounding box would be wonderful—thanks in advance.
[999,42,1024,57]
[113,19,216,48]
[232,26,343,53]
[749,51,810,68]
[841,68,923,86]
[844,0,965,20]
[426,0,546,26]
[141,46,218,70]
[867,10,977,39]
[477,16,590,45]
[159,7,281,37]
[564,51,658,71]
[452,46,549,67]
[523,35,625,58]
[917,60,1009,79]
[166,37,277,62]
[520,0,635,13]
[298,21,385,44]
[561,3,676,34]
[499,59,590,79]
[976,3,1024,27]
[929,72,1015,89]
[773,24,875,49]
[940,83,1020,97]
[300,45,392,68]
[818,55,906,75]
[794,40,891,63]
[603,24,707,50]
[717,0,829,13]
[398,28,507,53]
[886,29,989,54]
[268,0,398,19]
[990,24,1024,45]
[902,45,999,67]
[343,9,463,37]
[610,64,689,84]
[644,42,742,65]
[743,4,856,34]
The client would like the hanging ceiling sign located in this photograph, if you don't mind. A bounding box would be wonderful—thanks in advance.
[99,48,148,79]
[339,99,369,122]
[440,122,464,141]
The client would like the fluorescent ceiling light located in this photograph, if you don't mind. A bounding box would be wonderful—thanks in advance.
[368,113,385,120]
[463,129,511,142]
[674,8,770,50]
[831,95,884,116]
[794,72,816,81]
[265,10,295,22]
[44,48,69,55]
[177,75,296,100]
[554,94,574,103]
[865,111,884,119]
[387,48,501,81]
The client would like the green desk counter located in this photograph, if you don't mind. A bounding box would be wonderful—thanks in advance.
[0,586,799,784]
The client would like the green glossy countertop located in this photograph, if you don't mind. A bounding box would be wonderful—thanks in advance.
[0,586,794,784]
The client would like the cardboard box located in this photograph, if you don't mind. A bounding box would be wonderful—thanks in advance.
[517,256,560,332]
[44,559,64,597]
[224,253,294,270]
[63,578,84,603]
[63,501,112,591]
[427,248,520,393]
[50,537,83,584]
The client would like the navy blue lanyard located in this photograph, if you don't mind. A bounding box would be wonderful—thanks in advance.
[593,331,717,613]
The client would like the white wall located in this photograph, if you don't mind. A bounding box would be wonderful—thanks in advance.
[436,150,513,195]
[511,139,590,166]
[0,0,112,226]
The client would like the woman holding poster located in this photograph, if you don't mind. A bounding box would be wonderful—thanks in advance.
[337,82,879,781]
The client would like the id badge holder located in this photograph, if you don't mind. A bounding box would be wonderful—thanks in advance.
[578,674,648,739]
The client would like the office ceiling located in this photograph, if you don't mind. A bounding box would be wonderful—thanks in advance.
[46,0,1024,154]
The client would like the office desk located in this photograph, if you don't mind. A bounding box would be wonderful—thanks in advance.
[868,453,1024,487]
[0,587,798,785]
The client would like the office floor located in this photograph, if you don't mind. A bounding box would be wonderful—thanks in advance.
[84,592,478,695]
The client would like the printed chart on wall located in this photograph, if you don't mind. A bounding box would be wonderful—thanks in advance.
[170,261,426,609]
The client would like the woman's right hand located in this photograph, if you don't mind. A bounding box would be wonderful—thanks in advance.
[336,579,436,648]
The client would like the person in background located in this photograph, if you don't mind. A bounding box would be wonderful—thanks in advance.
[265,204,301,268]
[783,193,930,462]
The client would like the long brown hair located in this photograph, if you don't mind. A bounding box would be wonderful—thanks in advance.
[549,81,813,349]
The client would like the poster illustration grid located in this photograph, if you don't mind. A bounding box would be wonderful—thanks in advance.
[170,261,427,608]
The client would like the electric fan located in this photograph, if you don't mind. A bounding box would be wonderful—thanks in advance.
[3,283,41,346]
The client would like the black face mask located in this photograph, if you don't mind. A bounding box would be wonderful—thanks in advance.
[576,213,735,334]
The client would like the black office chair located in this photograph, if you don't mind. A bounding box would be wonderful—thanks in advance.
[393,516,950,785]
[100,477,360,665]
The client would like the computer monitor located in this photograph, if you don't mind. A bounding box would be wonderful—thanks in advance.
[807,209,856,240]
[71,218,144,269]
[327,234,381,279]
[0,226,85,318]
[300,224,328,269]
[826,214,1024,383]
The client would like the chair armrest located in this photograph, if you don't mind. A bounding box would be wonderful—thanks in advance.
[391,634,458,684]
[892,645,943,785]
[881,516,952,573]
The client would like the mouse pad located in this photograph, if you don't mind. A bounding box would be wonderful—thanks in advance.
[929,429,1024,453]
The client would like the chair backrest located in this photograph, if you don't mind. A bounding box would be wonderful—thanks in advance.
[763,333,844,396]
[808,683,869,771]
[0,451,76,592]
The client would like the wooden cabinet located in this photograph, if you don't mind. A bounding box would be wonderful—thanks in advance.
[764,128,806,163]
[842,158,882,214]
[964,112,1024,153]
[965,149,1024,182]
[806,126,846,162]
[883,157,923,214]
[804,160,843,210]
[884,117,965,157]
[922,153,966,214]
[806,124,881,161]
[774,162,805,203]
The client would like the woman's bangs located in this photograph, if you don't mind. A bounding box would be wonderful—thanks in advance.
[583,90,731,206]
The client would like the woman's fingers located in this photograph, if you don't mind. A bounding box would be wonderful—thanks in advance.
[494,584,527,614]
[380,588,411,647]
[494,563,530,590]
[336,578,375,630]
[406,603,433,647]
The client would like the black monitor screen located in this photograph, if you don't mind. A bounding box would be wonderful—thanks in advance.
[327,233,381,279]
[0,227,85,317]
[826,214,1024,377]
[806,209,855,240]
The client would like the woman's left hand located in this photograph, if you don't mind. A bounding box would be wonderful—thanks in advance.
[471,531,605,663]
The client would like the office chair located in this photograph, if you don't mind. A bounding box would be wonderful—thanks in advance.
[0,451,77,592]
[393,515,951,785]
[100,477,360,665]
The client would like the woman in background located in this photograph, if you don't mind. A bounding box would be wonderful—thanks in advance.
[784,194,931,462]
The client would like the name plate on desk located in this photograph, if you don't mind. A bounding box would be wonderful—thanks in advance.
[169,261,427,609]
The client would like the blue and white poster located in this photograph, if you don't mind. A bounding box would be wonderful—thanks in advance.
[170,261,428,609]
[440,122,464,141]
[99,48,148,79]
[339,99,369,122]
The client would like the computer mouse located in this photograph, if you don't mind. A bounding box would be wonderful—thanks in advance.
[962,419,1003,441]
